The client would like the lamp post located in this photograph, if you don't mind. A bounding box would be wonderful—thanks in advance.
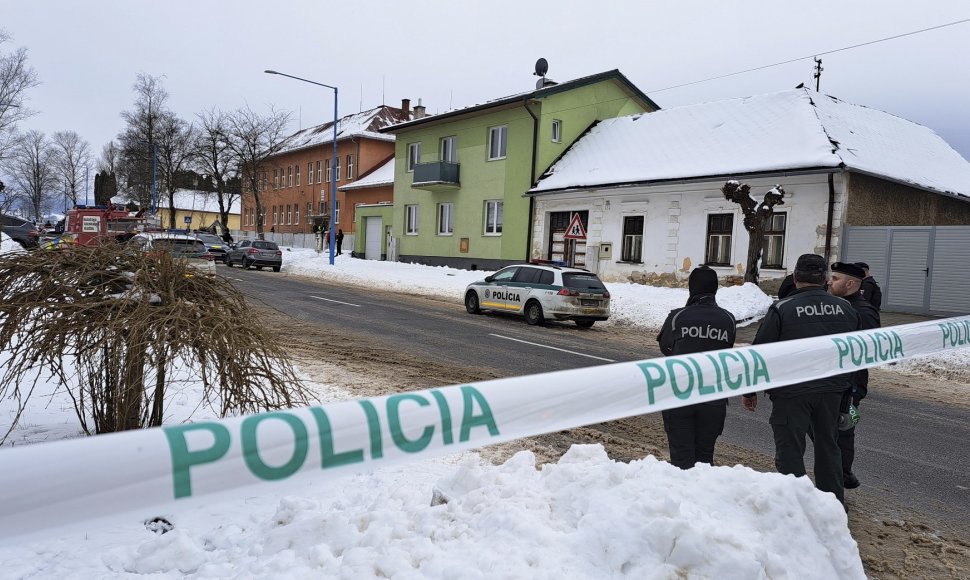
[264,69,338,265]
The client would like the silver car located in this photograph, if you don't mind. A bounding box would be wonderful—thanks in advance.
[464,264,610,328]
[225,239,282,272]
[129,233,217,276]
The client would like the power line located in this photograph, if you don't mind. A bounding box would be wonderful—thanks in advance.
[647,18,970,93]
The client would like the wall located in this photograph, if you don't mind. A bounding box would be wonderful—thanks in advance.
[157,208,240,232]
[845,173,970,226]
[352,204,393,257]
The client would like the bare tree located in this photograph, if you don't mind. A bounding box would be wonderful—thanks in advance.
[0,30,40,162]
[721,180,786,284]
[98,140,119,174]
[156,111,196,229]
[117,73,169,208]
[51,130,91,207]
[4,130,56,218]
[195,108,239,231]
[223,105,290,239]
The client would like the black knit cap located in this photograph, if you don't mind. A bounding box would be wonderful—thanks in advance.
[854,261,870,271]
[831,262,866,279]
[688,265,719,296]
[794,253,826,273]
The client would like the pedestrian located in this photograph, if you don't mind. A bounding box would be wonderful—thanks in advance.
[827,262,880,489]
[335,228,344,255]
[655,266,737,469]
[777,273,796,299]
[221,230,234,245]
[741,253,862,505]
[854,262,882,310]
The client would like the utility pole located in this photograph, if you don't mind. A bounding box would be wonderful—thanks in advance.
[813,57,824,91]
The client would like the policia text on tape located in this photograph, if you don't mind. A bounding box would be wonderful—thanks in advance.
[0,317,967,543]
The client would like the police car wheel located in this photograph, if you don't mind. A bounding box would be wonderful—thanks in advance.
[525,300,544,326]
[465,291,481,314]
[575,320,595,329]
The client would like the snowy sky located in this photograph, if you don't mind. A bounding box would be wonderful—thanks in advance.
[3,0,970,174]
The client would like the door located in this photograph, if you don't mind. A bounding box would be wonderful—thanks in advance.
[885,229,931,312]
[482,266,519,311]
[364,217,383,260]
[929,227,970,314]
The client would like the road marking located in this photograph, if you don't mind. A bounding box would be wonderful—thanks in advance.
[309,295,361,307]
[488,334,616,362]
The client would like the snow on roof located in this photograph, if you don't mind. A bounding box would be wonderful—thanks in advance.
[339,158,395,191]
[154,189,241,214]
[531,88,970,199]
[276,106,407,155]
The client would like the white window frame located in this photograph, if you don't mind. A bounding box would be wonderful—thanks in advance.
[307,162,313,184]
[407,142,421,172]
[761,212,787,269]
[405,204,419,235]
[440,136,457,162]
[316,160,322,183]
[334,156,340,181]
[621,215,644,262]
[346,154,354,179]
[272,205,277,225]
[273,169,279,190]
[334,200,340,224]
[437,202,454,235]
[325,159,331,182]
[287,166,292,188]
[487,125,507,160]
[286,205,291,225]
[295,164,301,186]
[295,204,300,225]
[551,119,562,143]
[484,200,503,235]
[705,213,734,266]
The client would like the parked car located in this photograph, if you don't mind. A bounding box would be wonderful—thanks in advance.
[464,263,611,328]
[1,214,39,249]
[128,233,217,276]
[225,239,282,272]
[194,233,231,263]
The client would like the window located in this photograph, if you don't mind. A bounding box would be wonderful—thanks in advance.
[334,156,340,181]
[295,204,300,225]
[287,205,292,225]
[437,202,454,235]
[272,205,277,225]
[307,202,312,219]
[347,155,354,179]
[407,142,421,172]
[287,166,292,188]
[440,136,456,162]
[551,119,562,143]
[295,164,300,186]
[621,216,644,262]
[405,204,419,235]
[316,160,322,183]
[488,125,507,160]
[325,159,331,182]
[761,213,787,269]
[484,200,503,235]
[705,213,734,266]
[274,169,279,190]
[307,162,313,184]
[334,200,340,224]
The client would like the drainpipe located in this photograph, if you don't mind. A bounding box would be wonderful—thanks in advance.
[824,172,835,262]
[524,98,540,262]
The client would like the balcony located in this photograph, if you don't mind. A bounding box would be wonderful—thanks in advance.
[412,161,460,191]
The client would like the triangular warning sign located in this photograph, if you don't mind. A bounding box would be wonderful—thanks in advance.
[563,213,587,240]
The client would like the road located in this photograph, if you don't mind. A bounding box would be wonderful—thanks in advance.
[226,265,970,538]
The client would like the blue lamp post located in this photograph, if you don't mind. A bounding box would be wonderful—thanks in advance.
[264,69,338,265]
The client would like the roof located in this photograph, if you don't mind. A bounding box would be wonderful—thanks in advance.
[380,69,660,133]
[530,88,970,200]
[276,105,408,155]
[339,157,394,191]
[149,189,242,214]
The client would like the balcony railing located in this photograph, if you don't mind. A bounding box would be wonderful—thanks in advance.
[412,161,460,191]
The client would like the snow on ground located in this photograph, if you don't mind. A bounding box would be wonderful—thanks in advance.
[7,242,969,577]
[0,232,25,255]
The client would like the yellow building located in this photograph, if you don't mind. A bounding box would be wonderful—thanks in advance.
[154,189,241,232]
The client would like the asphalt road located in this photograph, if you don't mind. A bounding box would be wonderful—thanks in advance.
[226,265,970,537]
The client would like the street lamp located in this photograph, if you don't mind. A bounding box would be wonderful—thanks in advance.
[264,69,338,265]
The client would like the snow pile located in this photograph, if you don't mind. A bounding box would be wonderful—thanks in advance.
[0,232,25,255]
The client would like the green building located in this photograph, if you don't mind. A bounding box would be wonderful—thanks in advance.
[378,69,659,269]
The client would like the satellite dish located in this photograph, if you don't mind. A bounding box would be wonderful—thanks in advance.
[534,58,549,77]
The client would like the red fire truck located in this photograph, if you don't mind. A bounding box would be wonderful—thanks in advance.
[61,205,155,246]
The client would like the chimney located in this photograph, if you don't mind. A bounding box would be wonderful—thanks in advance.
[401,98,411,119]
[413,98,426,119]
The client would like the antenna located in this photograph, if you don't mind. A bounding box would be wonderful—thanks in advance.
[359,83,363,112]
[382,75,385,106]
[813,57,824,91]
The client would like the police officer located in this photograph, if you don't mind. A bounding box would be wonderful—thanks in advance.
[741,254,861,504]
[854,262,882,310]
[656,266,737,469]
[828,262,880,489]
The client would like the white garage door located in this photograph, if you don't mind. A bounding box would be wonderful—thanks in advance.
[364,217,383,260]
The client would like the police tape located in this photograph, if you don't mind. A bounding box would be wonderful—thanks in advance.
[1,316,968,543]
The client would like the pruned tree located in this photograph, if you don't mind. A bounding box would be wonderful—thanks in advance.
[0,244,311,439]
[155,111,196,229]
[51,130,91,207]
[195,108,239,231]
[0,30,40,162]
[4,129,56,218]
[223,105,290,239]
[117,73,168,208]
[721,180,786,284]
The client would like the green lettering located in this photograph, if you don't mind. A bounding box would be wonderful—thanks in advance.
[164,422,231,499]
[940,323,952,348]
[241,413,308,481]
[358,400,383,459]
[431,390,454,445]
[666,358,694,400]
[690,357,715,396]
[750,349,770,385]
[637,362,667,405]
[832,337,849,368]
[892,332,905,358]
[388,394,434,453]
[459,385,500,442]
[310,407,363,468]
[848,335,864,366]
[718,351,744,390]
[705,354,724,392]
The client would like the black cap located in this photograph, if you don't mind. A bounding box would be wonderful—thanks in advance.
[688,265,719,296]
[854,261,870,271]
[831,262,866,279]
[794,253,826,273]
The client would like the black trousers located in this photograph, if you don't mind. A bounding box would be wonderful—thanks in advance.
[839,426,855,474]
[770,392,844,503]
[661,403,726,470]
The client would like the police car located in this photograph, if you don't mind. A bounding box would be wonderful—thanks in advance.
[464,263,610,328]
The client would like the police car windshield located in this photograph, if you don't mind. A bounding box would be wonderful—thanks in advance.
[562,273,605,290]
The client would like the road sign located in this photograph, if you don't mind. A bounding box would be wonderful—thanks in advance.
[183,216,192,224]
[563,213,587,240]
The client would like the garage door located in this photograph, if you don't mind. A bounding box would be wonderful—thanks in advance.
[364,217,383,260]
[886,229,931,312]
[929,227,970,313]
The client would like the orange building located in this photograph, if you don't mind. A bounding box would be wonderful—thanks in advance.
[241,101,410,236]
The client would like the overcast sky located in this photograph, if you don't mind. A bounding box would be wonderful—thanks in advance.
[4,0,970,182]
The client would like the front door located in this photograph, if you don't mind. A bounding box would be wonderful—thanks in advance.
[364,217,383,260]
[548,211,588,267]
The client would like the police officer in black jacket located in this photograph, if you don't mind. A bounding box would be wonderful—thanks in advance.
[656,266,737,469]
[854,262,882,310]
[828,262,881,489]
[742,254,862,504]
